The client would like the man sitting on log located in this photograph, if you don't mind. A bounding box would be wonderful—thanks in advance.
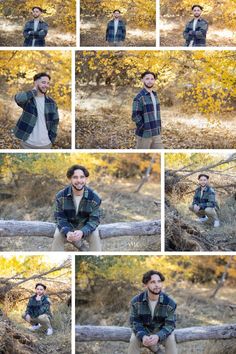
[128,270,178,354]
[189,173,220,227]
[22,283,53,335]
[52,164,102,251]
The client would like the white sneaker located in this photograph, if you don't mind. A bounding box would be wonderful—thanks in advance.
[29,324,41,331]
[46,328,53,336]
[197,216,208,223]
[214,220,220,228]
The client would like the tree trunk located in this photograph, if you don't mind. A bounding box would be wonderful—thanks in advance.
[135,156,156,193]
[75,324,236,343]
[210,256,234,298]
[0,219,161,239]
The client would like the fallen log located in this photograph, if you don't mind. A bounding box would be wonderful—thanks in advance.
[75,324,236,343]
[0,219,161,239]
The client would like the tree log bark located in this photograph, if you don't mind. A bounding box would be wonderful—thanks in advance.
[0,219,160,239]
[75,324,236,343]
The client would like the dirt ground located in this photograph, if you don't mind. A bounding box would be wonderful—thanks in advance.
[0,17,76,47]
[76,87,236,149]
[0,177,161,252]
[0,302,71,354]
[76,281,236,354]
[165,185,236,251]
[80,16,156,47]
[0,96,71,149]
[160,17,236,47]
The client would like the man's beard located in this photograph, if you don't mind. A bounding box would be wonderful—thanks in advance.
[148,287,161,295]
[72,183,85,191]
[38,87,47,94]
[144,83,154,89]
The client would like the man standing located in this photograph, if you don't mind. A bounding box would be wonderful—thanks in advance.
[106,10,126,46]
[189,174,220,227]
[23,7,48,47]
[132,71,163,149]
[14,72,59,149]
[22,283,53,336]
[52,165,102,251]
[128,270,178,354]
[183,5,208,46]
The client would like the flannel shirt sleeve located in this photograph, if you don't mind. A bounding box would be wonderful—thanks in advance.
[35,23,48,38]
[183,23,191,40]
[25,298,33,316]
[122,23,126,40]
[23,22,33,38]
[205,189,216,208]
[129,302,149,341]
[132,97,144,126]
[80,200,101,238]
[49,104,59,143]
[195,21,208,39]
[54,196,74,237]
[192,189,198,206]
[156,303,176,341]
[15,90,36,108]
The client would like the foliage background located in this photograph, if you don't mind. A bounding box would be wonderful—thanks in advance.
[80,0,156,46]
[0,0,76,46]
[0,152,160,251]
[0,255,71,354]
[76,255,236,354]
[76,50,236,149]
[0,50,72,149]
[160,0,236,46]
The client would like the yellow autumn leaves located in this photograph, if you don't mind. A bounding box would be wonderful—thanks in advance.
[0,51,71,110]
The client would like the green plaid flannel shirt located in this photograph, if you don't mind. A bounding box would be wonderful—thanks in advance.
[130,291,176,342]
[54,185,101,238]
[25,295,52,319]
[132,88,161,138]
[14,90,59,143]
[192,185,217,209]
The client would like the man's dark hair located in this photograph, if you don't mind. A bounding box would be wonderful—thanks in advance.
[198,173,209,180]
[66,165,90,179]
[33,72,51,81]
[35,283,46,290]
[113,9,121,13]
[141,71,156,80]
[32,6,44,12]
[142,270,165,284]
[192,4,203,10]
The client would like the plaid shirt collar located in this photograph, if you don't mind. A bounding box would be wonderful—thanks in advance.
[140,88,157,97]
[66,185,89,199]
[142,290,164,304]
[196,185,210,192]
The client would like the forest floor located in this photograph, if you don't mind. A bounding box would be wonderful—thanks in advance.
[76,281,236,354]
[0,17,76,46]
[76,87,236,149]
[160,17,236,47]
[165,188,236,251]
[0,175,160,252]
[80,16,156,47]
[1,302,71,354]
[0,96,71,149]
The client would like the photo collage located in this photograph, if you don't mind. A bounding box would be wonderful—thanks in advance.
[0,0,236,353]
